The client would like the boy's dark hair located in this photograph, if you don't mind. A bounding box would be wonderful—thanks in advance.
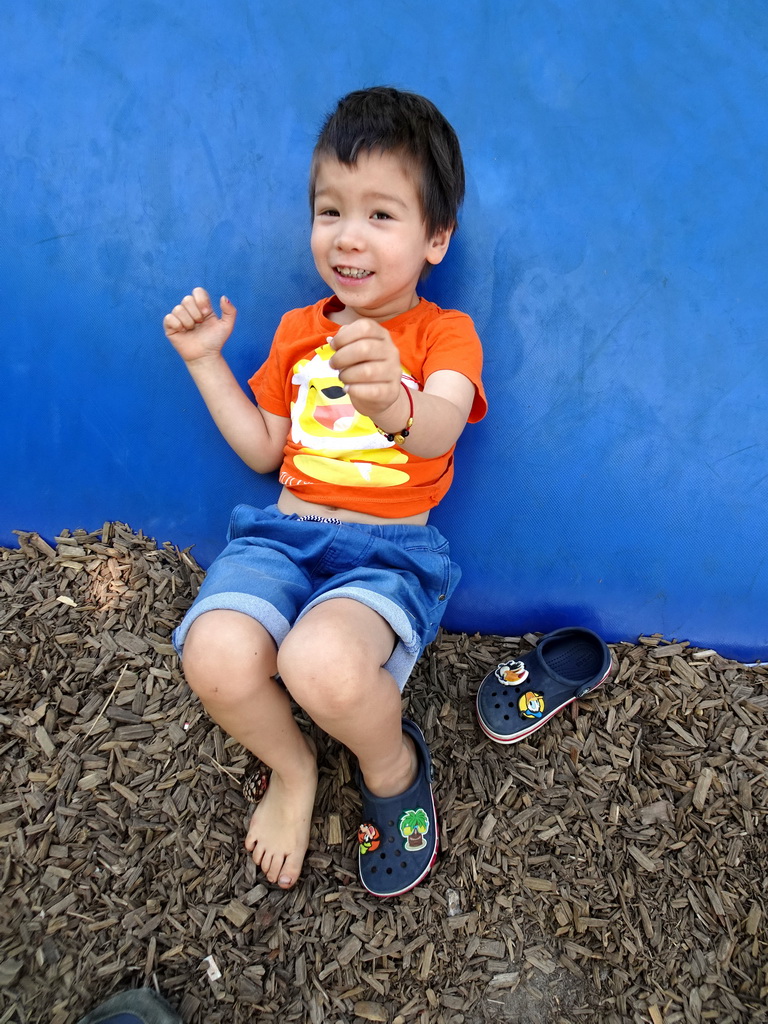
[310,86,465,238]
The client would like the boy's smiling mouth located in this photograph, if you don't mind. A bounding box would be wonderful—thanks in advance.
[335,266,373,279]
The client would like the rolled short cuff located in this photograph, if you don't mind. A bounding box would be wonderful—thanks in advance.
[172,592,291,656]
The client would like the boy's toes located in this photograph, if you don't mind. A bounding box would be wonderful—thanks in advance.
[263,856,282,885]
[246,829,299,887]
[277,851,305,889]
[247,841,269,874]
[265,853,293,887]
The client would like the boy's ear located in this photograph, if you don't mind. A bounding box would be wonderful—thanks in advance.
[425,227,453,266]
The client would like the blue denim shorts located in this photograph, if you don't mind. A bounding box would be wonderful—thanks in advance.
[172,504,460,689]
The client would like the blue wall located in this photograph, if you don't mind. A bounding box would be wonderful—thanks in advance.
[3,2,767,660]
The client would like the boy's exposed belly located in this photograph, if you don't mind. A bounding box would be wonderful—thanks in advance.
[277,487,430,527]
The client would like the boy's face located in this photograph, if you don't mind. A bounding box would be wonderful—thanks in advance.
[311,150,451,323]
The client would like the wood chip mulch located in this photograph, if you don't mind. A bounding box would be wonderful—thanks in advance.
[1,524,766,1024]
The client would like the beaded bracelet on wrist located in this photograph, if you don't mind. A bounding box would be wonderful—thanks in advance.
[374,381,414,445]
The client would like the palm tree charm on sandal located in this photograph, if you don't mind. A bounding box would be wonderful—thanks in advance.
[399,808,430,850]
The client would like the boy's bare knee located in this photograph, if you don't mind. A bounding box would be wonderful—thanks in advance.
[278,638,365,717]
[279,627,343,676]
[181,610,277,705]
[291,671,366,720]
[278,600,395,717]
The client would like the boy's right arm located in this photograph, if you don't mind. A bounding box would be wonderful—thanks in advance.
[163,287,289,473]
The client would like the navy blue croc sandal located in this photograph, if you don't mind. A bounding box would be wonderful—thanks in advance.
[357,718,438,898]
[75,988,183,1024]
[476,627,611,744]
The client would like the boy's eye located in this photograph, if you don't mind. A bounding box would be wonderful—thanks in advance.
[372,211,391,220]
[317,208,339,217]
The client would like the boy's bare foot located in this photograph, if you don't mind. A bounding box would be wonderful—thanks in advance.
[244,741,318,889]
[361,731,418,799]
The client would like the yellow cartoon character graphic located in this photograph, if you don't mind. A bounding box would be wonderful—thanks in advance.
[518,691,545,720]
[290,344,417,489]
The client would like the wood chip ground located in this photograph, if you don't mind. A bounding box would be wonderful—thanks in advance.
[1,524,766,1023]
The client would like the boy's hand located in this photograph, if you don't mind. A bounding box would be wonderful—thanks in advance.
[163,287,237,364]
[329,319,404,422]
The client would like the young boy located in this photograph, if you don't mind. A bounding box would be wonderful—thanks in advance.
[163,87,486,897]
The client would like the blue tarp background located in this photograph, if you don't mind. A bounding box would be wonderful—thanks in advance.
[3,2,767,660]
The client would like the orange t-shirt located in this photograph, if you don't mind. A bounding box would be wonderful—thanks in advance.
[248,296,486,517]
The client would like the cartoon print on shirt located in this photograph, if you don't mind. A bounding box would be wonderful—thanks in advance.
[289,343,418,488]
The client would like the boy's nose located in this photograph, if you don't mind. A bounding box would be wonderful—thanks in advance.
[334,219,363,251]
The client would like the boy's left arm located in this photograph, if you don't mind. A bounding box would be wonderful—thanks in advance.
[329,319,475,458]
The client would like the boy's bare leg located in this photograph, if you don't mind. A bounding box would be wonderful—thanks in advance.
[278,599,418,798]
[181,610,317,889]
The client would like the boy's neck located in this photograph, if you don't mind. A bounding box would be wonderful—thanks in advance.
[327,293,422,326]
